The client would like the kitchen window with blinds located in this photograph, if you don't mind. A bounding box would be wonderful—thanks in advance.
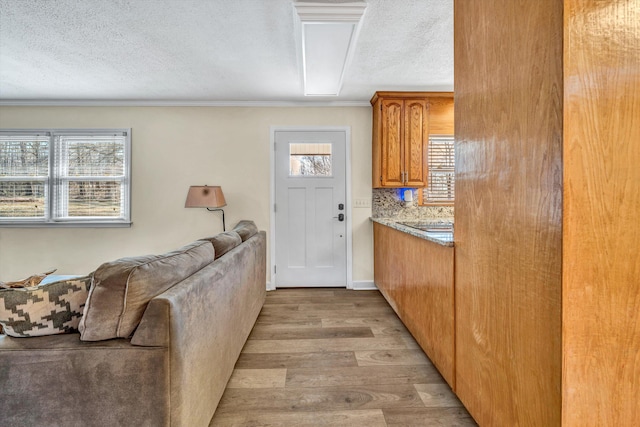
[0,129,131,227]
[420,135,455,205]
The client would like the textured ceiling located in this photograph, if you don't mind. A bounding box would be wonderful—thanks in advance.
[0,0,453,104]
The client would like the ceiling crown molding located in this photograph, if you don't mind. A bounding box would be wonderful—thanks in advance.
[0,99,371,107]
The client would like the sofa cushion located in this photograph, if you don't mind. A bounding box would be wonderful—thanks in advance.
[79,240,214,341]
[202,231,242,259]
[232,220,259,242]
[0,275,92,337]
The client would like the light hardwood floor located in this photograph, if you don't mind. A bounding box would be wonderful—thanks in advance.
[209,288,477,426]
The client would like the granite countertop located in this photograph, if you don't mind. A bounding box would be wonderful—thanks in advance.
[371,218,454,247]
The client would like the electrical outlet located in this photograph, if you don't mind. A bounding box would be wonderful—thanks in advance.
[354,198,372,208]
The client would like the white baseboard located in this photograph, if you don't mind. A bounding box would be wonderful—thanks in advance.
[267,281,376,291]
[351,280,378,290]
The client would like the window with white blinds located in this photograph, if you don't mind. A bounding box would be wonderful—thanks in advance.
[423,135,455,205]
[0,129,131,226]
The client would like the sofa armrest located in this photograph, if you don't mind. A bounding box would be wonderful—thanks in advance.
[129,231,266,427]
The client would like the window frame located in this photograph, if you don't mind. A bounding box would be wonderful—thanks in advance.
[419,134,455,206]
[0,128,132,228]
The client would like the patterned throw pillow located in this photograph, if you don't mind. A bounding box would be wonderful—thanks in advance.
[0,275,92,338]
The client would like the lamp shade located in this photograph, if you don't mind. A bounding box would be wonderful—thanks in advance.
[185,186,226,208]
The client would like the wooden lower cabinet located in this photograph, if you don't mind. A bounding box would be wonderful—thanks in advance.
[373,222,455,388]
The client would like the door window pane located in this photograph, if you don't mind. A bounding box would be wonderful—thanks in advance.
[289,143,332,177]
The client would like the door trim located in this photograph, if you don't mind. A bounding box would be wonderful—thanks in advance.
[269,126,353,290]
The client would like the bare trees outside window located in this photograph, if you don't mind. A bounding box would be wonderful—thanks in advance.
[0,130,131,226]
[423,135,455,205]
[288,143,332,177]
[0,136,49,218]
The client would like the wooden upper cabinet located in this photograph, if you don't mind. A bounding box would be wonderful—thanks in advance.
[428,97,455,135]
[372,92,453,188]
[404,100,429,187]
[380,99,405,186]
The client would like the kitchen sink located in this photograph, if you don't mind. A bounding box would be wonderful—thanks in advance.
[398,222,454,233]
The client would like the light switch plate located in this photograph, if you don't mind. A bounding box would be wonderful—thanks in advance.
[354,198,372,208]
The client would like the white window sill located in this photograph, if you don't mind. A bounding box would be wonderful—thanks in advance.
[0,221,133,228]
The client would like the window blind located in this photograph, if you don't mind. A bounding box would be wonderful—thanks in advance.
[0,129,131,226]
[53,133,128,220]
[424,135,455,204]
[0,134,50,218]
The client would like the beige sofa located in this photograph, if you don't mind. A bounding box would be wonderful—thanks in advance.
[0,224,266,427]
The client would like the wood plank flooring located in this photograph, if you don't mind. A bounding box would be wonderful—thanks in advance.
[209,289,477,427]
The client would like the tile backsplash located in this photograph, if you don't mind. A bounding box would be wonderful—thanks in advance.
[372,188,454,222]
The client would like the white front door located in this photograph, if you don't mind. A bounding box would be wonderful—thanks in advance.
[274,130,347,287]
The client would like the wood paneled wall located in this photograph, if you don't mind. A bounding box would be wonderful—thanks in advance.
[453,1,564,425]
[562,1,640,425]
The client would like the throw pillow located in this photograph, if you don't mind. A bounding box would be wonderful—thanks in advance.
[201,231,242,259]
[0,275,92,338]
[79,240,214,342]
[232,220,258,242]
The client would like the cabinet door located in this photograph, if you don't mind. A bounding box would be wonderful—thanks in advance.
[373,222,455,388]
[404,100,428,187]
[380,99,404,186]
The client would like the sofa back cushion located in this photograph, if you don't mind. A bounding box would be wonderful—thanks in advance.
[79,240,214,341]
[201,231,242,259]
[232,220,259,242]
[0,275,92,337]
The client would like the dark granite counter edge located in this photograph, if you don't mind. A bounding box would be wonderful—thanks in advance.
[370,217,454,247]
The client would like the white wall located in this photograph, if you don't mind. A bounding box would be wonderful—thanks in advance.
[0,106,374,283]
